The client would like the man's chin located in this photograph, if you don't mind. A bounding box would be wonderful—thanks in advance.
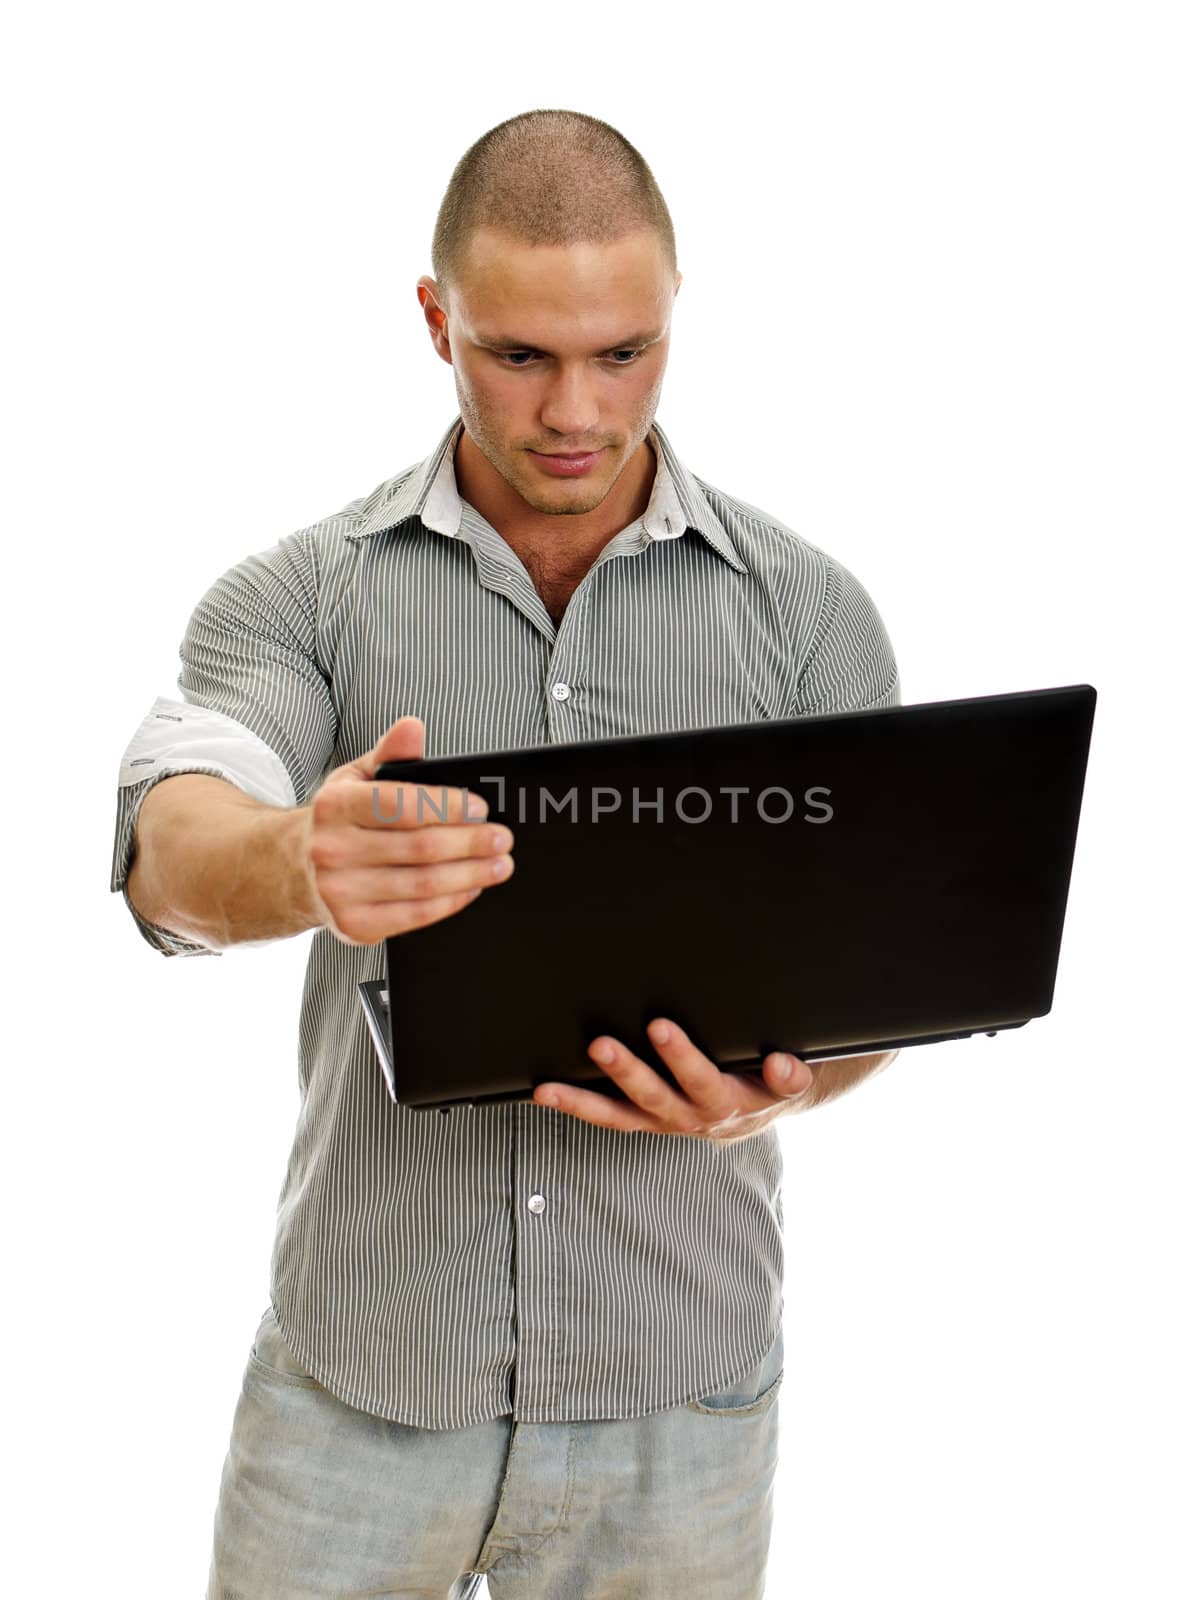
[516,463,609,514]
[520,491,603,517]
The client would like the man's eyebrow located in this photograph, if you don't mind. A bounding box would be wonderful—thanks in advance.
[478,330,665,352]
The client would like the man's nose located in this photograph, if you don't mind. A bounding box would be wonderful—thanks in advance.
[538,364,601,439]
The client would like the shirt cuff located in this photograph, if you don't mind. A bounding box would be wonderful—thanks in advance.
[111,697,300,957]
[117,696,298,806]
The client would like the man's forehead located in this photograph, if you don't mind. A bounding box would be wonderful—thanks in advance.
[455,228,670,295]
[446,230,674,349]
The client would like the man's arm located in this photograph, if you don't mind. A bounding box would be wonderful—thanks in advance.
[779,551,902,1108]
[776,1047,899,1115]
[792,555,900,716]
[124,721,514,955]
[125,774,322,951]
[111,524,339,956]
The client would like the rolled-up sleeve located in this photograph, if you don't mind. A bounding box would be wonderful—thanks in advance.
[793,556,901,715]
[111,526,338,956]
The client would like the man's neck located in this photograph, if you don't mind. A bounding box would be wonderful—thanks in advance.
[454,427,658,571]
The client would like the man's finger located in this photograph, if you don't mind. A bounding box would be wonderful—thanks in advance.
[586,1036,699,1128]
[640,1018,740,1114]
[762,1052,815,1098]
[531,1081,658,1134]
[361,778,490,829]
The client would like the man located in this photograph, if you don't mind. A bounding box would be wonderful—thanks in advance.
[112,108,900,1599]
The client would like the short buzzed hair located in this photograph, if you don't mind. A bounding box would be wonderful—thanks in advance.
[430,108,677,300]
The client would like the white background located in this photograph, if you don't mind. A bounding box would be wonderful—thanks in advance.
[5,2,1193,1594]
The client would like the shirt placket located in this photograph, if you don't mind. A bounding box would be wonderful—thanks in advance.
[505,524,651,1414]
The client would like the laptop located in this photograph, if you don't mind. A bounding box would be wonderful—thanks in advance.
[356,684,1096,1112]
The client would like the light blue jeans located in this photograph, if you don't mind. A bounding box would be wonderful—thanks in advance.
[206,1303,784,1599]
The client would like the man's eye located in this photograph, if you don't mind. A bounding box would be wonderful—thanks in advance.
[498,350,642,367]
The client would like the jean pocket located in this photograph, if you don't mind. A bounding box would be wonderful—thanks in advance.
[247,1304,325,1390]
[685,1324,785,1417]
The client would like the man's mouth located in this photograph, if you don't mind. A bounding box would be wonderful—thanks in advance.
[528,447,606,476]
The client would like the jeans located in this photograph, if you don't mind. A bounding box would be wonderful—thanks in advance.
[206,1303,784,1599]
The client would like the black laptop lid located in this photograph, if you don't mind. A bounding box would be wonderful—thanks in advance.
[373,685,1096,1109]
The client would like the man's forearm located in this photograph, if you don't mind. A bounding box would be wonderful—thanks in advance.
[125,774,323,950]
[779,1048,899,1114]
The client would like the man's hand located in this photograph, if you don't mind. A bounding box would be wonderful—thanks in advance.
[530,1018,817,1141]
[300,715,516,947]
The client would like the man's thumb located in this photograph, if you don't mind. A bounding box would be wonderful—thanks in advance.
[363,715,426,778]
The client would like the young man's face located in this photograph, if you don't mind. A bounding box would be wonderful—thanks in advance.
[417,226,681,518]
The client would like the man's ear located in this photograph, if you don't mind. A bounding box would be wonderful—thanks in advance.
[416,279,452,365]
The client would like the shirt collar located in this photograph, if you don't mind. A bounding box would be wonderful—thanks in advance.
[345,416,747,573]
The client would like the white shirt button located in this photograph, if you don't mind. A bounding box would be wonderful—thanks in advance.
[550,682,571,701]
[527,1193,546,1215]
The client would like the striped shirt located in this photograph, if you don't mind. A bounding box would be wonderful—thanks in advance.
[109,413,900,1429]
